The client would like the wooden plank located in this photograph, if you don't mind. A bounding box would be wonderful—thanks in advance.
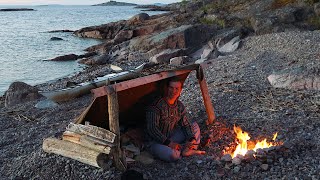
[93,70,192,98]
[62,131,113,154]
[107,86,127,171]
[62,131,81,144]
[197,66,216,124]
[43,137,110,169]
[66,123,116,143]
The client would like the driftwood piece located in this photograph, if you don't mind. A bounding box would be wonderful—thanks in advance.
[107,86,127,171]
[43,137,110,169]
[197,66,216,124]
[62,131,112,154]
[66,123,116,143]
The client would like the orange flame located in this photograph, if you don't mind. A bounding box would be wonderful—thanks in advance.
[230,125,279,158]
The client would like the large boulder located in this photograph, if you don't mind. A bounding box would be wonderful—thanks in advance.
[149,49,185,64]
[113,30,133,44]
[49,54,78,61]
[129,25,215,53]
[74,20,127,39]
[78,54,111,65]
[127,13,150,25]
[314,3,320,16]
[5,82,43,107]
[268,65,320,91]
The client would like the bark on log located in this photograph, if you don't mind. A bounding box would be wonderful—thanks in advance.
[66,123,116,143]
[107,86,127,171]
[197,65,216,124]
[43,137,110,169]
[62,131,112,154]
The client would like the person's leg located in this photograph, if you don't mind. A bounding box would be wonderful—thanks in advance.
[170,122,201,144]
[149,142,181,162]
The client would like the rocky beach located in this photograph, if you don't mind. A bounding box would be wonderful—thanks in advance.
[1,0,320,179]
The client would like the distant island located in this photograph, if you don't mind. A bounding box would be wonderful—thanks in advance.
[0,8,35,11]
[93,1,138,6]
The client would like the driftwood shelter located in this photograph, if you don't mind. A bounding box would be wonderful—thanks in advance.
[42,63,216,171]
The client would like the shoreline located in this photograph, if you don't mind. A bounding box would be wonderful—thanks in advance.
[1,1,320,178]
[0,6,167,97]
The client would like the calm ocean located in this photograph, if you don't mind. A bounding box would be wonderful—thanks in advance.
[0,5,162,95]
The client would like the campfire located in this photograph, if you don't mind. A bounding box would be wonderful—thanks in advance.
[226,125,283,158]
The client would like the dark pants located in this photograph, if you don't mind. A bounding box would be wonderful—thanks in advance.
[148,122,200,162]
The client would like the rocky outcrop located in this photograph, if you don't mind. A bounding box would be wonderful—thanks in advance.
[150,49,185,64]
[5,82,43,107]
[0,8,34,11]
[268,65,320,91]
[49,54,78,61]
[67,0,320,67]
[129,25,214,52]
[93,1,137,6]
[50,37,63,41]
[127,13,150,25]
[78,54,111,65]
[74,20,127,39]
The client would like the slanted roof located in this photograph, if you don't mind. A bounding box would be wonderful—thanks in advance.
[75,64,200,129]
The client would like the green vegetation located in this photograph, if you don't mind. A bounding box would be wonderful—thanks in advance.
[271,0,296,9]
[308,16,320,29]
[303,0,320,5]
[200,17,225,28]
[200,2,224,13]
[181,0,188,6]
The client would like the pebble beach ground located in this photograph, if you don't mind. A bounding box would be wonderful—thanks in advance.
[1,30,319,179]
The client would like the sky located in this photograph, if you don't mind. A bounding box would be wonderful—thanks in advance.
[0,0,181,5]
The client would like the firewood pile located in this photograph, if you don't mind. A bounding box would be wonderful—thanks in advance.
[42,123,116,169]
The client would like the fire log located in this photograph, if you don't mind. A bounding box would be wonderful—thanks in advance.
[43,137,110,169]
[66,123,116,143]
[62,131,113,154]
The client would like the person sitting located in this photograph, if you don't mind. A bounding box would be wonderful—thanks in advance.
[145,78,205,162]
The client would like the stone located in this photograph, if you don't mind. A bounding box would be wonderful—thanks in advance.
[35,99,58,109]
[169,56,188,66]
[74,20,127,39]
[5,82,43,107]
[315,3,320,16]
[129,24,214,52]
[267,65,320,91]
[232,157,241,165]
[134,151,154,165]
[49,54,78,61]
[233,166,241,173]
[196,160,203,164]
[260,164,268,171]
[128,13,150,24]
[114,30,133,44]
[50,37,63,41]
[150,49,184,64]
[221,154,232,162]
[78,54,111,65]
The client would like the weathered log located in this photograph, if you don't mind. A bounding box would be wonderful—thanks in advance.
[197,65,216,124]
[43,137,110,169]
[66,123,116,143]
[62,131,113,154]
[107,86,127,171]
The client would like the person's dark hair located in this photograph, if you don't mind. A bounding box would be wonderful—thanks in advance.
[166,77,184,88]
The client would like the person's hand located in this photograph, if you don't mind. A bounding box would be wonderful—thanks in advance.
[168,141,182,151]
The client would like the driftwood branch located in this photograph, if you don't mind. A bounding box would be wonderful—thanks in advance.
[66,123,116,143]
[62,131,113,154]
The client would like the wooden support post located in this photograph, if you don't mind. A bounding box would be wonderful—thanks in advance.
[196,65,216,124]
[107,86,127,171]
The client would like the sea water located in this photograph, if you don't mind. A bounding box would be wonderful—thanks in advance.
[0,5,163,95]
